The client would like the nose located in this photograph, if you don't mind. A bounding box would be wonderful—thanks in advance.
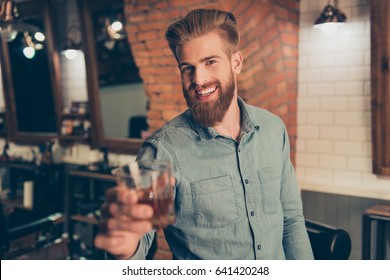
[192,67,208,86]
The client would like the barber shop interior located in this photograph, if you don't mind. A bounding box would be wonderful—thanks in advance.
[0,0,389,260]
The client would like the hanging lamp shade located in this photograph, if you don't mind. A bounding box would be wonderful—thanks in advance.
[314,4,346,26]
[313,4,347,36]
[0,0,39,42]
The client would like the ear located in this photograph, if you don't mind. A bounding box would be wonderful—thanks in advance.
[231,51,243,75]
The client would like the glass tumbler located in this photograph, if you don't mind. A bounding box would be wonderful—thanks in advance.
[114,159,175,229]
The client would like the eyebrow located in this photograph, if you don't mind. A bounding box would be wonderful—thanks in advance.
[178,55,222,68]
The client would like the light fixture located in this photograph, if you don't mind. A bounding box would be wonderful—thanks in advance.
[61,25,81,60]
[105,18,125,40]
[21,31,46,59]
[0,0,40,42]
[22,45,35,59]
[313,0,347,36]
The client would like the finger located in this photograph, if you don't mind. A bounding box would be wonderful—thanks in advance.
[106,187,138,204]
[171,176,176,186]
[100,218,153,233]
[94,232,125,250]
[102,201,154,220]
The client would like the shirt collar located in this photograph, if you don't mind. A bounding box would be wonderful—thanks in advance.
[191,96,260,141]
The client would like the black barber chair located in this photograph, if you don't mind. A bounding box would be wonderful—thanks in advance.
[128,115,148,138]
[0,198,66,259]
[305,219,352,260]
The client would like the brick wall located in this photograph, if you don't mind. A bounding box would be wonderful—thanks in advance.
[124,0,299,260]
[124,0,299,163]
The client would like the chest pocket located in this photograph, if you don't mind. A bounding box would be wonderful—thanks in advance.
[257,164,282,214]
[190,175,238,228]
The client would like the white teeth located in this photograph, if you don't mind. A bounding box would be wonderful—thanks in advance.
[196,86,216,96]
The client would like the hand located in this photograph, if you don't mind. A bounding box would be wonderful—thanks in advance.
[94,186,154,260]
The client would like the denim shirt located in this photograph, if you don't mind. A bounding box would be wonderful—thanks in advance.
[132,97,314,260]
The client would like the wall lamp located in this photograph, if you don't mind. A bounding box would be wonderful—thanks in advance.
[313,0,347,36]
[0,0,40,42]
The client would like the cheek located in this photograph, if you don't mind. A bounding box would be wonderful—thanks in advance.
[214,68,232,84]
[181,74,191,87]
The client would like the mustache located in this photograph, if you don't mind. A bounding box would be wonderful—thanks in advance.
[190,81,218,91]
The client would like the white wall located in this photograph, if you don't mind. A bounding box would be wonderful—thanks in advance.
[297,0,390,200]
[60,52,88,107]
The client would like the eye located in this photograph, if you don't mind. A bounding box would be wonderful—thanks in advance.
[205,59,216,66]
[180,65,194,74]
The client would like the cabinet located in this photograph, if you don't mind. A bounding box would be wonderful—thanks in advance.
[371,0,390,175]
[65,167,115,259]
[0,161,63,227]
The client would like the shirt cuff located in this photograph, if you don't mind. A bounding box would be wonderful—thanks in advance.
[105,241,144,260]
[129,241,145,260]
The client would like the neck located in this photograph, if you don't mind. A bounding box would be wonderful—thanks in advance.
[213,96,241,140]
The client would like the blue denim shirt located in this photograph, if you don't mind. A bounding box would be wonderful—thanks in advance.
[133,97,313,260]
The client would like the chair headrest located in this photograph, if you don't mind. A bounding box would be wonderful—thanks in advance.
[305,219,352,260]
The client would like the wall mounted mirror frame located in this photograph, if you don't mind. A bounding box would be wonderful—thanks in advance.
[0,50,12,140]
[370,0,390,176]
[78,0,144,154]
[0,0,62,145]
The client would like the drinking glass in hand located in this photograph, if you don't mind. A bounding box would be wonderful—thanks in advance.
[114,159,175,229]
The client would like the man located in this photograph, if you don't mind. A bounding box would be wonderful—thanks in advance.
[94,8,314,260]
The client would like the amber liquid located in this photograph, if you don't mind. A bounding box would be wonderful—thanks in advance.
[137,188,174,229]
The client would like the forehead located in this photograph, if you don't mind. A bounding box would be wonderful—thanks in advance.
[175,32,229,64]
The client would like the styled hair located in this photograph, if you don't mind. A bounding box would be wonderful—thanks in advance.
[165,9,240,59]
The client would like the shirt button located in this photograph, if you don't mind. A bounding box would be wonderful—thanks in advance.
[257,245,261,250]
[250,211,255,216]
[245,179,249,184]
[238,148,241,152]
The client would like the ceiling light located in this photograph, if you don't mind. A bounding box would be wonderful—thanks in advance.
[0,0,40,42]
[34,31,45,42]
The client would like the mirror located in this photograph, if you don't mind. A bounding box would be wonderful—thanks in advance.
[0,61,7,137]
[78,0,147,153]
[0,0,61,144]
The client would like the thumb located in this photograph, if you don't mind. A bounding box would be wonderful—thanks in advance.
[170,176,176,186]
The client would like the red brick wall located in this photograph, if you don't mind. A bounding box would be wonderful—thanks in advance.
[124,0,299,259]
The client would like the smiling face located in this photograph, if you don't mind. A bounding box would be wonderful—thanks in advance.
[176,32,243,127]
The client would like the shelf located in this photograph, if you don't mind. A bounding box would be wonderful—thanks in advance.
[59,135,89,141]
[5,197,33,211]
[0,161,36,171]
[61,113,89,119]
[69,169,116,182]
[71,214,98,225]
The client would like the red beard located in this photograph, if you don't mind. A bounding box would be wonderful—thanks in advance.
[183,75,235,127]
